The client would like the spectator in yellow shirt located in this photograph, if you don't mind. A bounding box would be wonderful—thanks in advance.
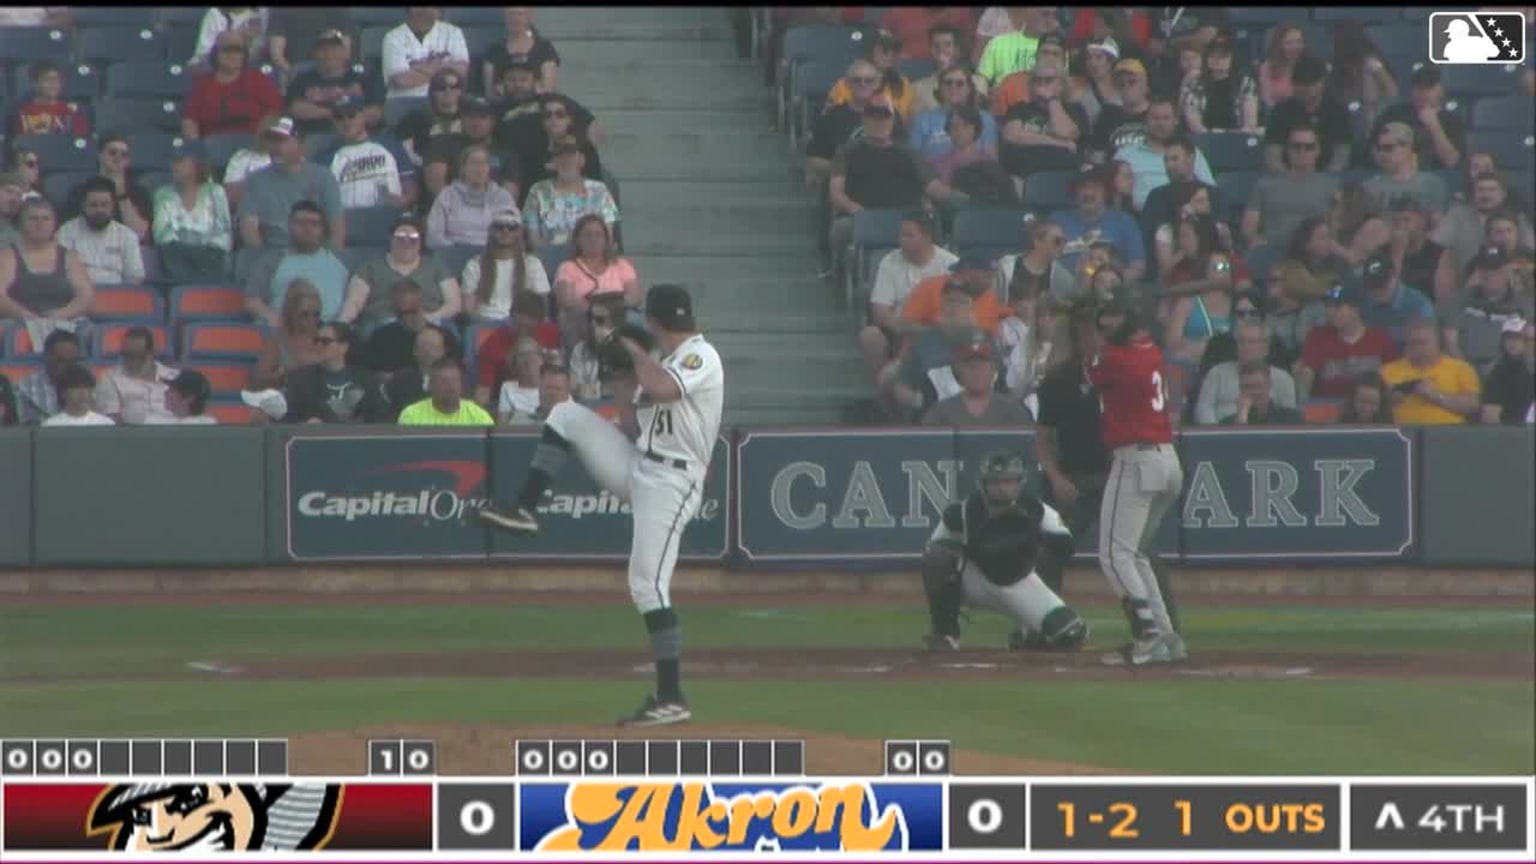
[1379,318,1481,424]
[398,359,495,426]
[824,30,916,121]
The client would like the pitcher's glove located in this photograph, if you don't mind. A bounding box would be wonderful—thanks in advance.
[598,324,654,381]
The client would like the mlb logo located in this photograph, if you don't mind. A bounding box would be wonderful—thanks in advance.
[1429,12,1525,64]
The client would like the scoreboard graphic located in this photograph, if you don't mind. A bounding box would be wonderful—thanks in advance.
[2,737,1532,861]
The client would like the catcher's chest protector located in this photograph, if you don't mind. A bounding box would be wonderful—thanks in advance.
[962,493,1043,587]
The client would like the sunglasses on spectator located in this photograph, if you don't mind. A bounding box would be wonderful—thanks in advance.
[1288,140,1319,150]
[393,230,421,242]
[848,75,878,85]
[492,223,521,232]
[942,77,969,86]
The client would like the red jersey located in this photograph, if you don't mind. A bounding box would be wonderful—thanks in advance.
[1087,336,1174,448]
[474,320,561,395]
[12,100,90,137]
[1299,325,1398,399]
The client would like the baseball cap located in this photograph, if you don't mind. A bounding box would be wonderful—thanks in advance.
[1086,36,1120,60]
[1409,64,1441,88]
[1292,55,1329,86]
[951,250,996,274]
[1474,243,1511,270]
[1322,283,1362,306]
[645,283,695,331]
[261,116,296,138]
[332,96,364,118]
[462,96,495,117]
[1361,251,1394,288]
[168,369,211,404]
[1037,32,1066,51]
[1205,35,1234,56]
[1068,161,1105,190]
[240,389,289,420]
[1113,58,1146,78]
[169,140,205,161]
[316,28,346,47]
[1502,316,1528,336]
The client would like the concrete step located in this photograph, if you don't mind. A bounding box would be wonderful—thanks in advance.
[593,108,773,137]
[629,254,818,286]
[691,279,846,328]
[602,132,796,181]
[534,22,734,43]
[558,58,761,94]
[577,85,773,112]
[618,200,817,237]
[612,179,812,207]
[622,223,816,257]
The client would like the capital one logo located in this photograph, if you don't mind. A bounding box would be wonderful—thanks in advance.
[296,461,489,524]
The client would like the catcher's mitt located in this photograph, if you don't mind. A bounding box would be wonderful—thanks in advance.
[597,324,654,381]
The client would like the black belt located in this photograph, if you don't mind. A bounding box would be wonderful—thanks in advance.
[1135,443,1168,451]
[644,451,689,471]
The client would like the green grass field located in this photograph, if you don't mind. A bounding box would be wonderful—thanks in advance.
[1,601,1531,775]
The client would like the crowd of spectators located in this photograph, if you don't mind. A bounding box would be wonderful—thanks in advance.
[0,6,625,428]
[784,5,1535,429]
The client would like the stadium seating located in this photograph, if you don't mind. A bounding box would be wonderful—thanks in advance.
[5,327,42,358]
[200,134,254,173]
[105,61,189,100]
[13,134,97,174]
[126,132,184,169]
[1441,65,1524,100]
[1196,133,1265,172]
[91,287,165,321]
[1467,131,1536,176]
[78,26,167,64]
[0,28,72,68]
[352,8,408,28]
[345,206,403,247]
[1022,171,1073,211]
[1474,97,1536,133]
[1303,400,1344,423]
[536,246,567,284]
[0,362,40,382]
[187,362,253,396]
[439,245,482,280]
[360,26,393,63]
[42,171,92,207]
[94,324,172,360]
[952,208,1029,252]
[171,285,248,322]
[181,324,267,361]
[154,8,205,26]
[95,98,184,135]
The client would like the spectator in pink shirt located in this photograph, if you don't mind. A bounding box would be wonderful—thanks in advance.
[553,213,640,346]
[1258,23,1306,109]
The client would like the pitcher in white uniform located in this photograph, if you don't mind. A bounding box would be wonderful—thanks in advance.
[480,284,724,727]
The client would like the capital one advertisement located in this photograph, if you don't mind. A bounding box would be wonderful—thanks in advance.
[282,433,729,562]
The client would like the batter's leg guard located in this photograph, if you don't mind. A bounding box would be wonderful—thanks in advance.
[1151,558,1181,635]
[1040,605,1089,650]
[921,547,964,640]
[1121,597,1159,640]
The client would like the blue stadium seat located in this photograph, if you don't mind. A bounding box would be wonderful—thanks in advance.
[438,244,482,279]
[78,26,167,64]
[95,97,183,134]
[361,25,393,63]
[137,171,170,194]
[11,64,103,103]
[897,58,937,82]
[1228,8,1309,26]
[536,245,567,283]
[42,171,92,207]
[336,245,382,273]
[1195,132,1265,171]
[782,25,867,69]
[385,97,427,128]
[304,133,340,163]
[201,133,253,173]
[790,59,844,143]
[1022,170,1073,210]
[445,8,506,26]
[352,8,407,28]
[12,134,97,174]
[1441,65,1523,99]
[76,8,157,27]
[1467,130,1536,175]
[1365,23,1418,56]
[463,28,502,60]
[105,61,189,99]
[126,132,184,169]
[158,23,199,64]
[952,208,1029,251]
[1219,171,1261,219]
[1473,97,1536,133]
[155,8,207,26]
[345,206,404,247]
[0,28,73,68]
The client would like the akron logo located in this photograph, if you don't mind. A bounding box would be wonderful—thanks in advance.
[87,783,342,852]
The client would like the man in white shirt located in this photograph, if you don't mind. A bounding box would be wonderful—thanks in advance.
[382,7,470,101]
[42,364,115,427]
[55,178,145,286]
[96,326,177,425]
[857,211,958,385]
[319,99,417,209]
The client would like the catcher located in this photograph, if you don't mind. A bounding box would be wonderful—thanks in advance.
[923,449,1090,651]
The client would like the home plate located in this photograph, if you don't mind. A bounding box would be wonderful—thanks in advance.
[1176,665,1315,679]
[186,661,241,675]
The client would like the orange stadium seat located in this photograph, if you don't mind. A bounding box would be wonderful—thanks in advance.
[6,327,39,357]
[1304,401,1343,424]
[188,363,254,396]
[0,363,40,384]
[95,324,172,360]
[182,324,268,360]
[172,285,247,321]
[92,287,164,321]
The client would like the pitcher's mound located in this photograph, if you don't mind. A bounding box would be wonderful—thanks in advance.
[289,723,1115,777]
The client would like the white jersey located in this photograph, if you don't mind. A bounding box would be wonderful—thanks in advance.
[327,140,405,209]
[634,333,724,470]
[382,20,470,100]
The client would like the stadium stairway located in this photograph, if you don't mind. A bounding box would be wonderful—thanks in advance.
[538,7,866,426]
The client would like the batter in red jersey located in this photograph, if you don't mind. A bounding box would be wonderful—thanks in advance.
[1086,295,1187,666]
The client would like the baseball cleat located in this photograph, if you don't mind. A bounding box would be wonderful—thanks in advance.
[1103,633,1183,666]
[477,506,540,534]
[1164,632,1189,662]
[618,694,691,728]
[923,634,961,652]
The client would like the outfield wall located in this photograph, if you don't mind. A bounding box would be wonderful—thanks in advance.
[0,426,1530,570]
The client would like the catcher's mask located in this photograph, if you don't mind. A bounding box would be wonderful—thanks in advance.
[978,450,1026,508]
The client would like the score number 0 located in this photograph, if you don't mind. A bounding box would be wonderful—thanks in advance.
[378,748,432,773]
[1058,800,1194,839]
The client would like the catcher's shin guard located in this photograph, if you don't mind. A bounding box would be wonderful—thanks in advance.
[1040,605,1089,650]
[921,545,964,639]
